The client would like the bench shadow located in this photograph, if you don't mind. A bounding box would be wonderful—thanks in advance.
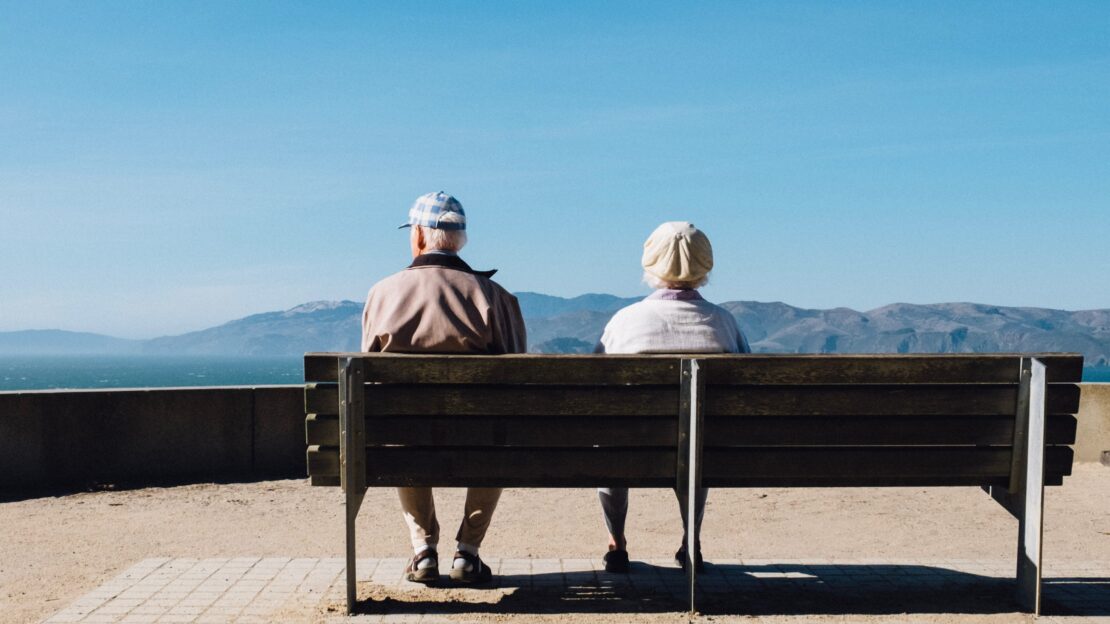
[0,472,303,502]
[352,563,1110,617]
[1042,577,1110,617]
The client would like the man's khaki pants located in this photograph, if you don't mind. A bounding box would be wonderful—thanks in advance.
[398,487,502,551]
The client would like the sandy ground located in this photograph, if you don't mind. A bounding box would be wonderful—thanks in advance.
[2,465,1109,624]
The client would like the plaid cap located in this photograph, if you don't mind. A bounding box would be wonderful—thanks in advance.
[399,191,466,231]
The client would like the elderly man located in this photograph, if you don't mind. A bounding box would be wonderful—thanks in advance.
[362,191,527,584]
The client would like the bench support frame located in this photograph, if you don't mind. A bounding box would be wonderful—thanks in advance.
[985,357,1047,615]
[1015,357,1047,615]
[676,359,705,614]
[340,357,367,615]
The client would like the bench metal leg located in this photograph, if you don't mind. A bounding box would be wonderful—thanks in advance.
[677,359,704,614]
[1015,357,1047,615]
[980,357,1047,614]
[345,489,365,613]
[339,357,368,615]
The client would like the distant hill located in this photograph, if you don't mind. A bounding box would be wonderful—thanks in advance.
[142,300,363,356]
[2,295,1108,366]
[0,330,140,355]
[514,292,640,319]
[138,294,643,357]
[725,301,1110,366]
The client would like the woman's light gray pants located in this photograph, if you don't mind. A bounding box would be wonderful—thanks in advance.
[597,487,708,545]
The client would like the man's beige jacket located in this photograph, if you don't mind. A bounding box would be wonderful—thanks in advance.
[361,254,527,354]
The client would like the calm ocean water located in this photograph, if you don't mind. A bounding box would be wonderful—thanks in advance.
[1084,367,1110,382]
[0,355,1108,391]
[0,355,303,391]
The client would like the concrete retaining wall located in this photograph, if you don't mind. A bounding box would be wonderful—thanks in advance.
[2,383,1107,496]
[1076,383,1110,463]
[0,386,304,494]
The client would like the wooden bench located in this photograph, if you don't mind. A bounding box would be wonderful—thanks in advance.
[304,352,1083,616]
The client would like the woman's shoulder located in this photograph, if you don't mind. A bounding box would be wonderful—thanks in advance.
[606,298,658,325]
[681,297,734,317]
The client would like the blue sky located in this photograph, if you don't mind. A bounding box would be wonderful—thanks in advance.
[1,2,1108,338]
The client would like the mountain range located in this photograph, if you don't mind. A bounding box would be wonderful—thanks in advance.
[2,292,1108,366]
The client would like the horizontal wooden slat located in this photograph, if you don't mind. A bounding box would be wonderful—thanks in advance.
[305,355,330,382]
[367,448,676,487]
[305,383,338,415]
[305,414,339,445]
[1033,354,1085,382]
[305,445,1072,487]
[306,445,338,477]
[308,384,679,417]
[305,353,1084,384]
[698,354,1083,385]
[703,446,1074,487]
[705,415,1078,447]
[306,446,676,487]
[1048,383,1082,413]
[306,413,1077,447]
[308,414,675,447]
[706,384,1079,416]
[309,383,1079,417]
[305,354,681,385]
[307,380,1081,418]
[370,385,681,417]
[304,356,340,384]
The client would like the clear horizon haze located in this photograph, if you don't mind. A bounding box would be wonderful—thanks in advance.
[2,2,1108,338]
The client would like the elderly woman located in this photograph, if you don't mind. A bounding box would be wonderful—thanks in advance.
[595,221,750,573]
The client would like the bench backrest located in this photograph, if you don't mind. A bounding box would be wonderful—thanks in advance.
[304,353,1082,490]
[307,352,1084,617]
[306,355,685,488]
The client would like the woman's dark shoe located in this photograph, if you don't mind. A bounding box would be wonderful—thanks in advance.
[603,549,630,573]
[674,546,705,572]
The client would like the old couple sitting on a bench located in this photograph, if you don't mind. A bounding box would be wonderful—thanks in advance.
[360,191,751,585]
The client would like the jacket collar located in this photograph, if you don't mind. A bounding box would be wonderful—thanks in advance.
[408,253,498,278]
[647,288,704,301]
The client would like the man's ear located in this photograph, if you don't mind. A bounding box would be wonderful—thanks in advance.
[411,226,426,256]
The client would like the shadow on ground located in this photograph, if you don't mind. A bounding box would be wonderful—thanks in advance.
[0,472,302,502]
[1043,576,1110,617]
[345,563,1110,617]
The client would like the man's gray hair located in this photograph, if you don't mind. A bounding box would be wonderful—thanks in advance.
[417,212,467,252]
[643,271,709,290]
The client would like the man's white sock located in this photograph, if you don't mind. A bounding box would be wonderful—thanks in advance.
[453,542,479,570]
[414,544,437,570]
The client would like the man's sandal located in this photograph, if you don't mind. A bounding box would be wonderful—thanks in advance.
[449,551,492,584]
[405,549,439,583]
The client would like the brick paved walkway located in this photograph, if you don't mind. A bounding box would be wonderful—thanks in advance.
[42,557,1109,623]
